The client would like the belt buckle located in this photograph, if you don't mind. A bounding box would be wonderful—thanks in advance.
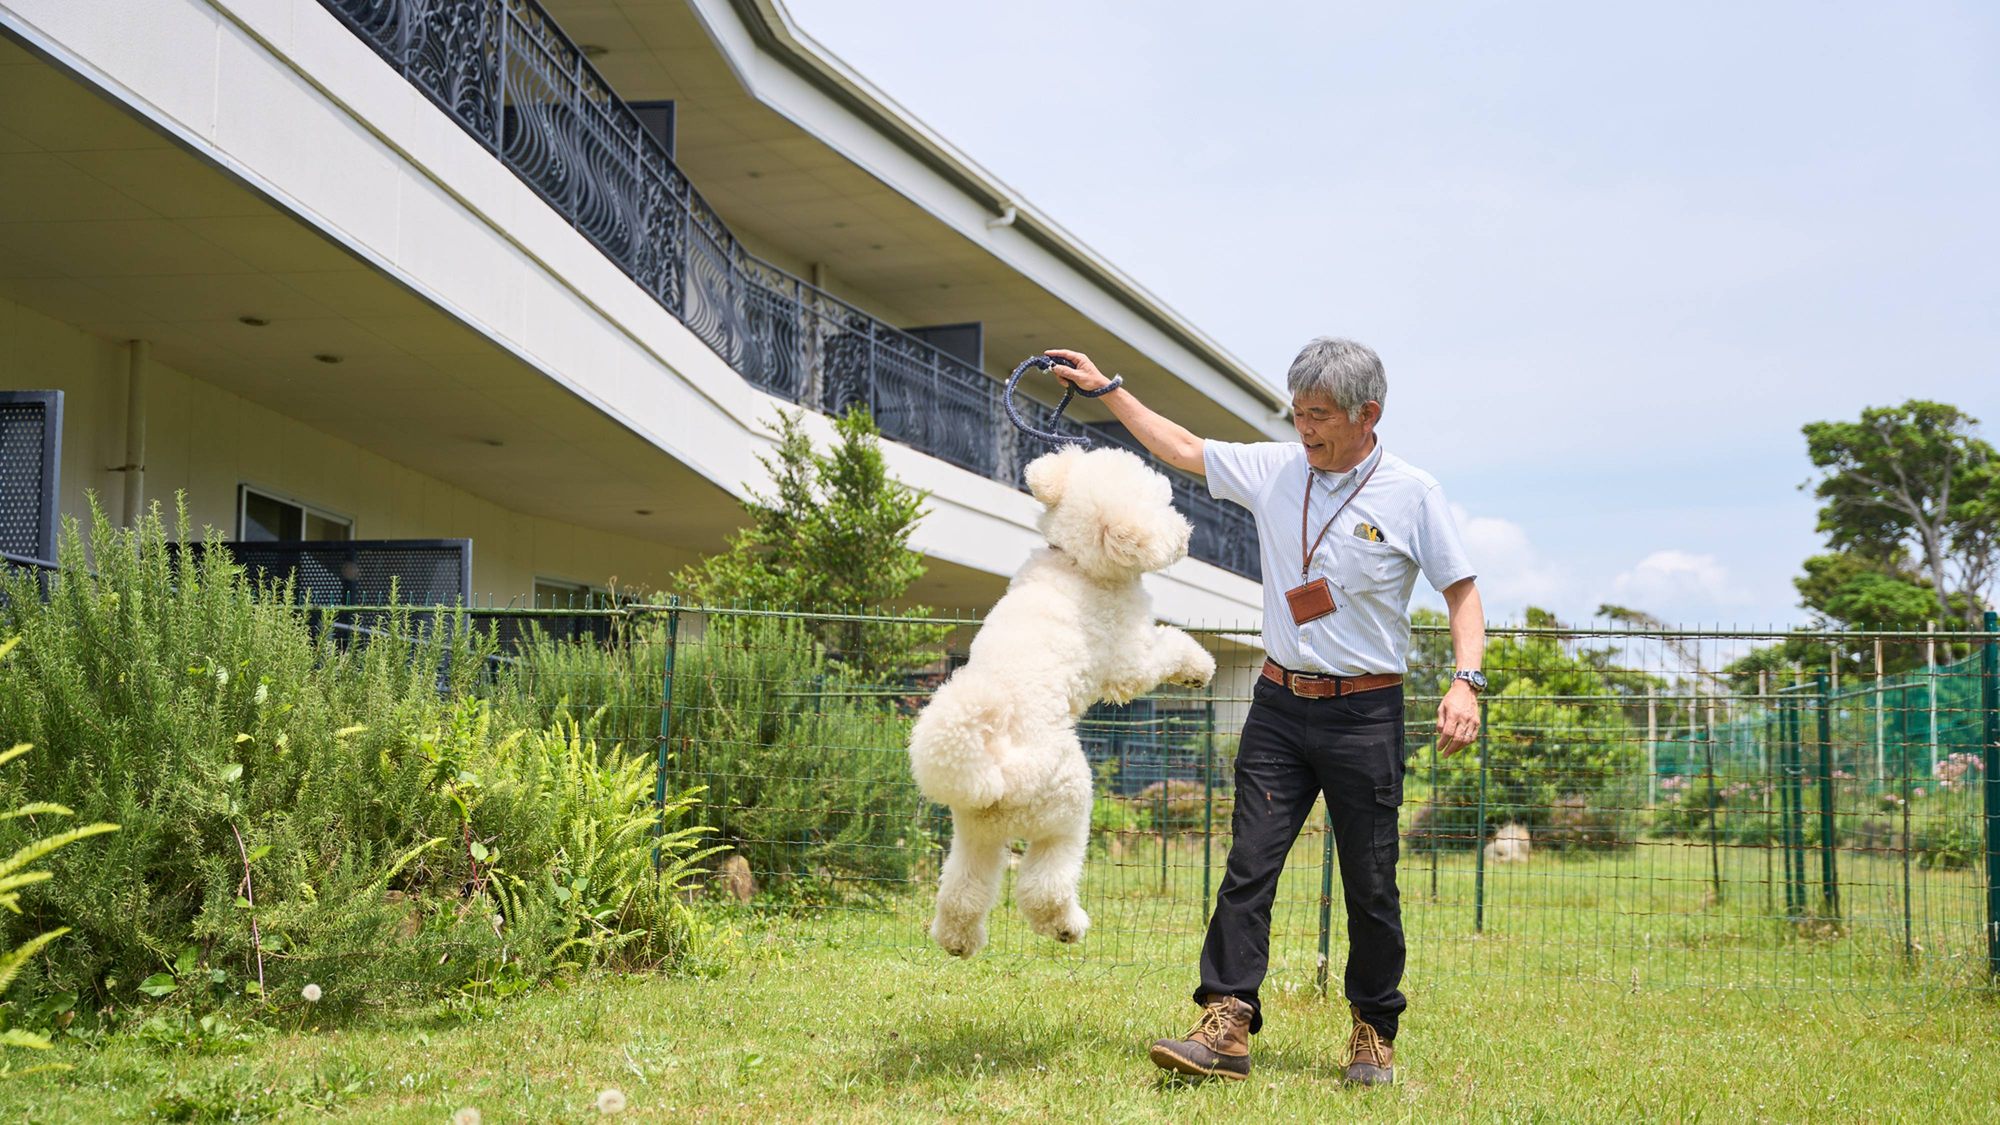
[1290,669,1337,698]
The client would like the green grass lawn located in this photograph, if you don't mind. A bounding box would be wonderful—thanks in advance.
[4,916,1995,1123]
[4,835,1996,1122]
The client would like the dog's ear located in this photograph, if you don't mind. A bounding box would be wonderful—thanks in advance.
[1099,512,1191,572]
[1024,449,1077,507]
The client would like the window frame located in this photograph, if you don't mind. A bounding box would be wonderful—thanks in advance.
[236,483,354,542]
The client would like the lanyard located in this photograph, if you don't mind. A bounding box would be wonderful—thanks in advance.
[1299,452,1379,581]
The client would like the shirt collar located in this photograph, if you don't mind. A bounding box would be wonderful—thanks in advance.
[1312,438,1383,492]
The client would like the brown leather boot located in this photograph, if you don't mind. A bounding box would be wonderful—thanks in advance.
[1148,994,1252,1081]
[1343,1005,1395,1086]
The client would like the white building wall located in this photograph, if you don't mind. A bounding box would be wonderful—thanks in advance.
[0,0,1264,627]
[1,293,696,599]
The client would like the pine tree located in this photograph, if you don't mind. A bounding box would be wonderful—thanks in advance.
[677,407,950,680]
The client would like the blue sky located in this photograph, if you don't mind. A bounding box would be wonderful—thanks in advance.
[788,1,2000,626]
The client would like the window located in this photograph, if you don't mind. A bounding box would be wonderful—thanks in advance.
[238,486,352,542]
[533,577,609,610]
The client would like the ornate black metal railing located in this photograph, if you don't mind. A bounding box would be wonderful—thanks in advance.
[315,0,1259,580]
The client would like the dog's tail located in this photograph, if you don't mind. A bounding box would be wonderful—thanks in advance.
[907,678,1012,810]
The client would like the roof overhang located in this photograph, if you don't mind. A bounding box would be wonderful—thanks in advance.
[716,0,1286,419]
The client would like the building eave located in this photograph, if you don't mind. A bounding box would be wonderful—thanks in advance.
[716,0,1289,423]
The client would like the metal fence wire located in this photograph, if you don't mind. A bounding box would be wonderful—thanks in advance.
[462,603,2000,995]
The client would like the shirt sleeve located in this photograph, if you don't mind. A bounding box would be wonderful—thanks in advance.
[1203,441,1297,509]
[1411,485,1477,591]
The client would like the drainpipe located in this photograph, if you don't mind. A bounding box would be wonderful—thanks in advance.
[121,339,148,526]
[986,204,1018,229]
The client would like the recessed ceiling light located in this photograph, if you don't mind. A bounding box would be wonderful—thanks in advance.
[313,353,343,365]
[482,438,504,447]
[869,243,884,250]
[580,43,609,58]
[634,509,653,516]
[237,315,269,327]
[746,170,763,179]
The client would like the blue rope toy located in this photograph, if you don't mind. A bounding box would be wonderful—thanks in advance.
[1004,355,1123,448]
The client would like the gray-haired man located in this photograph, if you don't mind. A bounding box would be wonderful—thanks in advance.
[1047,338,1485,1086]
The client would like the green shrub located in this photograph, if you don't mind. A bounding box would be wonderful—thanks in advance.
[1134,780,1212,834]
[0,504,713,1020]
[1542,793,1636,852]
[0,705,119,1079]
[651,614,927,899]
[1091,794,1151,836]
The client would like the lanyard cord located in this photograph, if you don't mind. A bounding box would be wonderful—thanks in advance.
[1299,453,1379,580]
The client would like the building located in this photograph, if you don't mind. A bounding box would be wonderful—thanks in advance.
[0,0,1285,626]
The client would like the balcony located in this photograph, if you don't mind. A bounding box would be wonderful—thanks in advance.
[315,0,1260,581]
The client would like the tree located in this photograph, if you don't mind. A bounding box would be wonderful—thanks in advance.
[1410,606,1646,849]
[1801,401,1999,627]
[675,407,949,680]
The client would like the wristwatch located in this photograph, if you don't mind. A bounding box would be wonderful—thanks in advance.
[1452,669,1487,694]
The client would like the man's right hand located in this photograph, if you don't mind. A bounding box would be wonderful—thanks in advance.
[1045,349,1116,394]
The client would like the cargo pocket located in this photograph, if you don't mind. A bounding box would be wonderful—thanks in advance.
[1373,782,1403,869]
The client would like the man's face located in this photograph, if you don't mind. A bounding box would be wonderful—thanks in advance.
[1292,393,1379,472]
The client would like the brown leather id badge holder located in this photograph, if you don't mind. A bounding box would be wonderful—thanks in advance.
[1285,577,1336,625]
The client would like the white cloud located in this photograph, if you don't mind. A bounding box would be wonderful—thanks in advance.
[1607,550,1751,618]
[1435,504,1570,618]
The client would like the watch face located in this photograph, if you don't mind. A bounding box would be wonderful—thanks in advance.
[1459,670,1487,690]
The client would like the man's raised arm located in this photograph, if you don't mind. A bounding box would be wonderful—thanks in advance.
[1044,349,1207,475]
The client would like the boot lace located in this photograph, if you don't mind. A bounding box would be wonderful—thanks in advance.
[1185,1002,1233,1046]
[1348,1017,1387,1066]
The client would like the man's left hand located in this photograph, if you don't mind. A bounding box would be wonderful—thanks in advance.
[1436,680,1480,757]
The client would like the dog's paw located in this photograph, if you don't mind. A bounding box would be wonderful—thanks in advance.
[1027,902,1090,945]
[1172,649,1217,688]
[930,914,987,959]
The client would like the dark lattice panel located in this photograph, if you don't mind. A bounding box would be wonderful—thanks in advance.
[198,539,472,607]
[0,392,62,563]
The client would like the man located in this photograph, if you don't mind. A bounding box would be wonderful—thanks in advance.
[1046,338,1484,1087]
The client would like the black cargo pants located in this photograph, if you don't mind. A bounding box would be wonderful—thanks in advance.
[1194,675,1407,1039]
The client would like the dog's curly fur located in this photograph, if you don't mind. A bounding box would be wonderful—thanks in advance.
[908,447,1217,957]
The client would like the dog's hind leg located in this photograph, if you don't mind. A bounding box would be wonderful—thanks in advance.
[1015,762,1093,944]
[930,810,1008,958]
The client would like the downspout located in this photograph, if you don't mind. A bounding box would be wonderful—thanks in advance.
[121,339,148,527]
[986,204,1018,229]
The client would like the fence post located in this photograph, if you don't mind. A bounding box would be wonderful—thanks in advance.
[1816,672,1840,918]
[1474,697,1489,934]
[1761,669,1774,917]
[652,596,683,873]
[1929,620,1940,780]
[1647,685,1659,809]
[1983,609,1998,978]
[1202,696,1215,918]
[1704,699,1723,905]
[1316,802,1334,999]
[1782,677,1805,920]
[1428,734,1439,902]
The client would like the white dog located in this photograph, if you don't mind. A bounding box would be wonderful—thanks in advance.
[908,446,1217,958]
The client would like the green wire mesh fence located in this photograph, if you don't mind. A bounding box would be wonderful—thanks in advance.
[450,603,2000,996]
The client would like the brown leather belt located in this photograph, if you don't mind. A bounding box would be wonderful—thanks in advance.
[1261,659,1402,699]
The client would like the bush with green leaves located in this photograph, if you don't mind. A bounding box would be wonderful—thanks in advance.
[0,672,120,1079]
[1403,611,1647,851]
[654,614,928,899]
[0,504,714,1023]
